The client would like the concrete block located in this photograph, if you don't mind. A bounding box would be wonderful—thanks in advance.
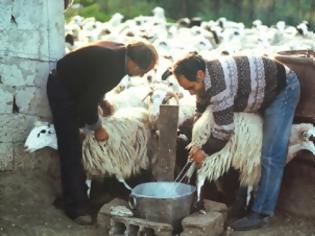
[0,114,37,142]
[11,0,46,30]
[0,87,13,113]
[20,61,50,87]
[204,199,228,221]
[110,215,173,236]
[204,199,228,212]
[98,198,173,235]
[97,198,129,231]
[0,143,14,171]
[15,87,37,113]
[0,58,49,87]
[0,57,51,116]
[10,0,63,61]
[181,211,224,236]
[0,63,24,87]
[47,0,65,60]
[15,86,51,117]
[0,0,11,30]
[0,29,42,60]
[0,1,64,61]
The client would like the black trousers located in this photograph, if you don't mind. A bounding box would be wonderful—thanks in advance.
[47,72,89,218]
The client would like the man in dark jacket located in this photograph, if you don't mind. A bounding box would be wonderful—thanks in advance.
[172,53,300,231]
[47,40,158,225]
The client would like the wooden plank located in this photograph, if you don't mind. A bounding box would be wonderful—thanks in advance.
[152,105,179,181]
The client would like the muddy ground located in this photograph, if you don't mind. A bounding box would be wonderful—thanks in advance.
[0,169,314,236]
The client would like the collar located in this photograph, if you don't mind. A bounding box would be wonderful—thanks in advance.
[203,64,211,91]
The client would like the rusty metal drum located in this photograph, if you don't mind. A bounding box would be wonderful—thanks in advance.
[275,50,315,123]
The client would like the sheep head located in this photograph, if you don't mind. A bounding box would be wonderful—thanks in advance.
[300,124,315,156]
[287,123,315,162]
[24,121,58,153]
[147,86,179,125]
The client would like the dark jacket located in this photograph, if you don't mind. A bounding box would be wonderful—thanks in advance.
[56,41,127,127]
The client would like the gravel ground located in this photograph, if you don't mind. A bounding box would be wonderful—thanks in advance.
[0,171,105,236]
[0,170,314,236]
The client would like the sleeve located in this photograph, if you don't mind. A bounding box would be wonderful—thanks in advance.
[78,84,103,131]
[202,105,234,155]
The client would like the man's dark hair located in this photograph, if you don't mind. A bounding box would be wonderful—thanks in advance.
[126,41,158,70]
[173,53,205,81]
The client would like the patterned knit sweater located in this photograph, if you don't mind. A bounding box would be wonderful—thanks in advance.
[197,56,287,155]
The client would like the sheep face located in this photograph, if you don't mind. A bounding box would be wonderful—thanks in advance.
[148,89,169,124]
[24,122,58,153]
[147,88,179,125]
[287,123,315,162]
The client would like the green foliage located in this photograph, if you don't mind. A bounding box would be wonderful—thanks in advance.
[65,0,315,28]
[66,0,157,22]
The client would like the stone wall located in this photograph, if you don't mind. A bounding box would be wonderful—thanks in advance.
[0,0,65,171]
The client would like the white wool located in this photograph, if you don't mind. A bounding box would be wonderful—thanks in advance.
[189,106,262,187]
[189,106,315,189]
[82,107,151,179]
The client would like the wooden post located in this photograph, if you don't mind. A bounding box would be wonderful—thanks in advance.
[152,105,179,181]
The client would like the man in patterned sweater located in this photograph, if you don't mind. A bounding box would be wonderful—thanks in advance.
[172,53,300,231]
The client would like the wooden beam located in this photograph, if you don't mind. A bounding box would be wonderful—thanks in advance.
[152,105,179,181]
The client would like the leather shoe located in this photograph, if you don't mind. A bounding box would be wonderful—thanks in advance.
[230,211,270,231]
[73,215,93,225]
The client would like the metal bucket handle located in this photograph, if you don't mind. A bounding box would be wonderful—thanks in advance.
[128,194,137,210]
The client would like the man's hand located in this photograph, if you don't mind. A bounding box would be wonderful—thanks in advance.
[99,100,115,117]
[188,147,206,167]
[94,126,109,141]
[79,129,86,140]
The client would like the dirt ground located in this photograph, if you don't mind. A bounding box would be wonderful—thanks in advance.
[0,170,314,236]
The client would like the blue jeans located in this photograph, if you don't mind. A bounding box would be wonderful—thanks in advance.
[252,71,300,216]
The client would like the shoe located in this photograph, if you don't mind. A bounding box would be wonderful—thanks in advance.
[230,211,270,231]
[73,214,93,225]
[53,196,64,210]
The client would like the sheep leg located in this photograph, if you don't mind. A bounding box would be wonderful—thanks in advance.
[246,185,254,208]
[196,174,206,202]
[116,176,133,191]
[86,178,92,197]
[228,186,249,218]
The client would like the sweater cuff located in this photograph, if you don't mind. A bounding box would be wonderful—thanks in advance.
[86,116,102,131]
[202,143,213,156]
[202,136,228,156]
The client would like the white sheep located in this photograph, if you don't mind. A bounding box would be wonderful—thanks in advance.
[24,121,57,153]
[81,107,151,179]
[104,82,184,129]
[187,106,315,199]
[25,107,152,180]
[24,107,156,196]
